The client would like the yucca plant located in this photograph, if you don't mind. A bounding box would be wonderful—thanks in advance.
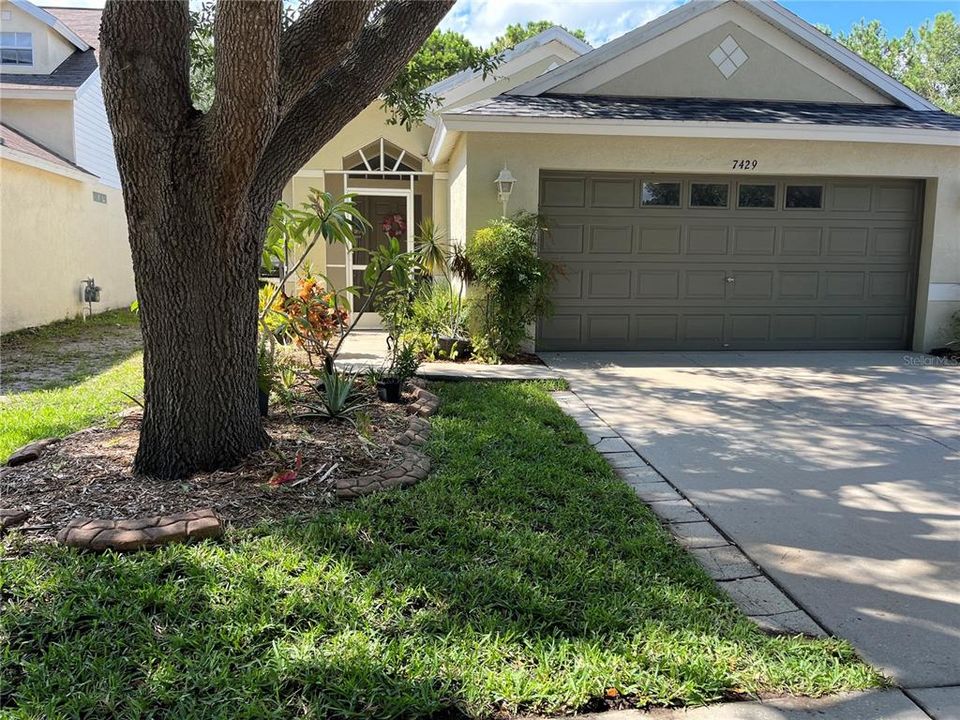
[299,368,365,419]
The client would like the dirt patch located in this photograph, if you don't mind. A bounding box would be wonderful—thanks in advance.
[1,310,142,395]
[1,390,412,549]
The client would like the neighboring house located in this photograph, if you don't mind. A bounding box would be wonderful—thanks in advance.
[294,0,960,352]
[0,0,132,334]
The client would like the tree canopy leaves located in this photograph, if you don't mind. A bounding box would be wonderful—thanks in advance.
[382,29,499,129]
[187,9,587,126]
[489,21,587,54]
[821,12,959,113]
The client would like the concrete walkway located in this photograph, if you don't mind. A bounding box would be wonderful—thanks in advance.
[573,689,938,719]
[543,351,960,719]
[334,330,563,381]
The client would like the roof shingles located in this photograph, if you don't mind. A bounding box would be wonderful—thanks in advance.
[451,94,960,132]
[0,6,101,91]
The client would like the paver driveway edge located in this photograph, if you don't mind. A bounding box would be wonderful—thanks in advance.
[552,390,830,639]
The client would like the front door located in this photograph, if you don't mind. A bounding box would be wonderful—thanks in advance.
[350,194,409,327]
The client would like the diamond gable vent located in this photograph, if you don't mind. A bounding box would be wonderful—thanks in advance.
[709,35,748,78]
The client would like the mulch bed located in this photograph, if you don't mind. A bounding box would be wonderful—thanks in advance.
[1,389,411,548]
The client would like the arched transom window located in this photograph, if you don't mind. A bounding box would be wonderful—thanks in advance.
[343,138,422,173]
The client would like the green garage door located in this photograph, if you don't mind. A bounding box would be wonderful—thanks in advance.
[537,172,922,351]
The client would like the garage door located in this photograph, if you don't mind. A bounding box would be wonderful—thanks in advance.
[537,172,922,351]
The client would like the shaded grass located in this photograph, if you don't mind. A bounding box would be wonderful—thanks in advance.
[1,309,141,393]
[0,354,143,462]
[0,382,882,718]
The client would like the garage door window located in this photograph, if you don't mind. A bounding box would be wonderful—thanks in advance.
[737,183,776,209]
[691,183,729,208]
[641,181,681,207]
[785,185,824,209]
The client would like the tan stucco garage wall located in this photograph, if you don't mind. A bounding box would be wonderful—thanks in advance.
[1,99,75,162]
[1,160,134,333]
[458,132,960,350]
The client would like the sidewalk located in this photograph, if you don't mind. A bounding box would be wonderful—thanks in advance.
[571,689,940,719]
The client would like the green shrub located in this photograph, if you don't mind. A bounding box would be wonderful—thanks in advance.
[466,211,557,359]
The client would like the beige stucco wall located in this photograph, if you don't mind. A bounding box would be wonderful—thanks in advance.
[456,131,960,350]
[447,135,468,249]
[553,3,891,105]
[0,99,75,161]
[0,159,134,333]
[299,103,434,177]
[591,22,862,103]
[0,1,75,75]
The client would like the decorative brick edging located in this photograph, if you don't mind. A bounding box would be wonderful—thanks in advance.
[22,384,439,549]
[6,437,59,467]
[336,383,439,500]
[57,508,223,552]
[1,508,30,531]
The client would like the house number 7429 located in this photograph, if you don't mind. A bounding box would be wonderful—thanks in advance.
[732,159,759,170]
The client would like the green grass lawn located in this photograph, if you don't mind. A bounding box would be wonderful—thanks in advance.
[0,309,144,461]
[0,382,882,718]
[0,354,144,462]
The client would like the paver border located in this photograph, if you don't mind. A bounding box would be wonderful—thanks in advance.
[6,383,442,550]
[552,389,829,639]
[335,381,439,499]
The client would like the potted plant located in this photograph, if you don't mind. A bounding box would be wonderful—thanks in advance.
[377,338,420,403]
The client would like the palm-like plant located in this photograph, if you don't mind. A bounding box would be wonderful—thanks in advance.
[414,220,472,342]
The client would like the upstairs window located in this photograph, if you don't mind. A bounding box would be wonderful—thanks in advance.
[1,32,33,65]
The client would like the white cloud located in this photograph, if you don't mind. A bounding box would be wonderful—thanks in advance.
[439,0,684,48]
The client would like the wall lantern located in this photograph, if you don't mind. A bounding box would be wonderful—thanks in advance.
[494,164,517,216]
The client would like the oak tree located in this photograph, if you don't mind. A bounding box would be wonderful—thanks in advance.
[99,0,453,479]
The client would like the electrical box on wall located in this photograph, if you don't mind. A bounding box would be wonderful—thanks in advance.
[81,278,101,304]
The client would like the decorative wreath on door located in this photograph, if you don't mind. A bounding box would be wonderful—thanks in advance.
[380,214,406,240]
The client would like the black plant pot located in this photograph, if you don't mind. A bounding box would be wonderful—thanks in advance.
[377,378,403,403]
[257,388,270,417]
[437,336,473,360]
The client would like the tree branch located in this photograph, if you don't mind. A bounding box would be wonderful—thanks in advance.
[278,0,375,116]
[207,0,282,194]
[99,0,193,138]
[251,0,454,203]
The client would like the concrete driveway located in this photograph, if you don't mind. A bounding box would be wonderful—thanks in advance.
[543,351,959,701]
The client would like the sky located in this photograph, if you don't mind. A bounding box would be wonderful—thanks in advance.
[37,0,959,48]
[437,0,958,47]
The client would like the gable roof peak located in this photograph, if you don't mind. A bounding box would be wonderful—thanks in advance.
[425,25,591,98]
[508,0,938,112]
[8,0,91,51]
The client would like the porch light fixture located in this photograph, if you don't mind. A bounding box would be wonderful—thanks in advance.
[494,164,517,216]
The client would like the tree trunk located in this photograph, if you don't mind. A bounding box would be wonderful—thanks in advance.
[99,0,455,480]
[131,180,272,479]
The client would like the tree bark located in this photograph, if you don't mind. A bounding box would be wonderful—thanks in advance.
[99,0,453,479]
[132,193,270,478]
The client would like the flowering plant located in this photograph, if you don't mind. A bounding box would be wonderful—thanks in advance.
[282,276,349,367]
